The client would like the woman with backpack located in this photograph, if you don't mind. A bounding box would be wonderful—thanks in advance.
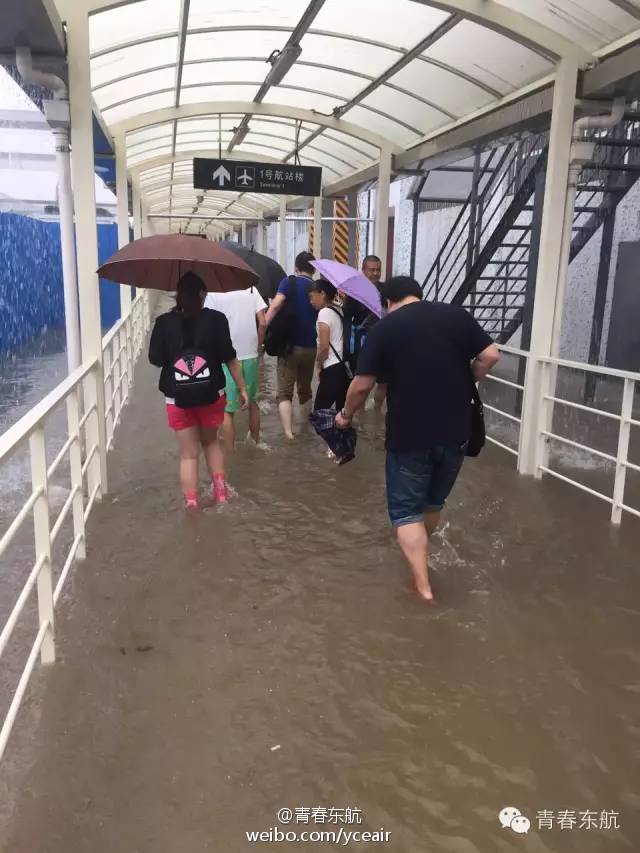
[309,279,351,412]
[149,272,249,510]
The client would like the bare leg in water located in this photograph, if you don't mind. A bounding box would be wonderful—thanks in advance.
[176,426,200,503]
[278,400,294,440]
[222,412,236,451]
[395,512,440,601]
[373,383,387,410]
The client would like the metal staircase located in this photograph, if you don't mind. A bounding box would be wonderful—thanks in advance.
[420,118,640,346]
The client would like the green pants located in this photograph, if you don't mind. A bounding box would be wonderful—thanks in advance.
[223,358,259,413]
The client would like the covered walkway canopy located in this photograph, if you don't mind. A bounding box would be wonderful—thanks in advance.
[46,0,640,240]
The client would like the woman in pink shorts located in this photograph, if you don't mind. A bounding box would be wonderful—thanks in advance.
[149,272,248,509]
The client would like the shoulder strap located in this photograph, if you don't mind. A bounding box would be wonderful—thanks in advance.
[323,306,353,377]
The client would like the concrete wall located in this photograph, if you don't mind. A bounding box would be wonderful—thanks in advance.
[561,179,640,363]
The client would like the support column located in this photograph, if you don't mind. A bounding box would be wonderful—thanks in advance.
[466,151,482,311]
[53,124,82,372]
[241,220,247,245]
[115,135,132,316]
[409,198,419,280]
[516,165,546,413]
[518,59,578,477]
[312,194,322,257]
[256,210,264,254]
[375,146,392,277]
[66,6,108,495]
[279,196,287,267]
[321,198,333,259]
[132,183,142,240]
[347,192,358,267]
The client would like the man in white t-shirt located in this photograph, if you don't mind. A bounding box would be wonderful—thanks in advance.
[205,287,267,448]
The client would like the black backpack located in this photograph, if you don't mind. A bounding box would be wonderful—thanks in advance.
[264,275,298,357]
[343,309,378,374]
[171,315,218,408]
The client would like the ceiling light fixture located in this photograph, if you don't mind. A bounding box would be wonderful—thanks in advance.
[264,44,302,87]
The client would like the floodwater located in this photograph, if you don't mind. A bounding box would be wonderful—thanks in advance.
[1,325,639,852]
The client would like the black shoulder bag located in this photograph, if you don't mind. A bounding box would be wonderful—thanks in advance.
[466,382,486,457]
[264,275,298,357]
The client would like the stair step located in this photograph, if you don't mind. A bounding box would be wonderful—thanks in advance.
[477,276,528,281]
[575,185,620,192]
[584,162,640,172]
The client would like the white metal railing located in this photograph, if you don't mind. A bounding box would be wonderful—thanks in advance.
[483,345,640,524]
[0,290,150,762]
[481,344,528,457]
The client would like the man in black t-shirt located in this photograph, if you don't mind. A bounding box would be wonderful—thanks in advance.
[336,276,500,602]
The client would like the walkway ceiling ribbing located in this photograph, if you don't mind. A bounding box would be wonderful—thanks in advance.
[56,0,640,234]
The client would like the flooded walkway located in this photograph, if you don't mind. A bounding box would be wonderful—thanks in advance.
[2,353,640,853]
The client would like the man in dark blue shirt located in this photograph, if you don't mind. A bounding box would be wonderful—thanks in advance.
[266,251,318,439]
[336,276,500,602]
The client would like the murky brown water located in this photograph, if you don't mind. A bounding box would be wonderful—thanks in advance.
[1,325,639,852]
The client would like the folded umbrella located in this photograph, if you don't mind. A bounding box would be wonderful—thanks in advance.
[309,408,357,465]
[97,233,258,293]
[310,259,383,318]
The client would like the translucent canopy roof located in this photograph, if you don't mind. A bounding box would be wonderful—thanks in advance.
[79,0,640,234]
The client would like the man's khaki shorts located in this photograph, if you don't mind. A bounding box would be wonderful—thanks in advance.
[277,346,316,404]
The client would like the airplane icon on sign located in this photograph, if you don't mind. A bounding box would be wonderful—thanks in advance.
[236,167,255,187]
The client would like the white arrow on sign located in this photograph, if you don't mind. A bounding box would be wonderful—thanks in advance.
[212,165,231,187]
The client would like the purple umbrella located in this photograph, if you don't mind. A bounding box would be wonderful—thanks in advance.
[310,259,383,318]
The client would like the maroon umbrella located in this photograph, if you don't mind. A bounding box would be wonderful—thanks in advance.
[97,234,258,292]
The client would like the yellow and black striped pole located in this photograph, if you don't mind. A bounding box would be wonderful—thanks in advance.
[332,198,349,263]
[307,206,314,253]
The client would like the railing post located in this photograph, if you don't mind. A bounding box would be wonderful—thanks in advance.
[536,359,556,476]
[103,343,113,448]
[125,314,134,393]
[85,363,107,500]
[112,339,121,427]
[119,326,129,406]
[29,427,55,664]
[66,388,86,560]
[612,378,634,524]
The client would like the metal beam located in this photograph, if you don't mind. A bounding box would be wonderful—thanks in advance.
[607,0,640,20]
[410,0,593,64]
[79,0,592,64]
[395,81,555,172]
[334,16,460,122]
[581,37,640,97]
[228,0,326,154]
[91,53,501,102]
[103,80,424,136]
[111,101,398,151]
[277,15,461,169]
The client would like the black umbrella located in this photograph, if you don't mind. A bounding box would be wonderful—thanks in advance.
[220,241,286,301]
